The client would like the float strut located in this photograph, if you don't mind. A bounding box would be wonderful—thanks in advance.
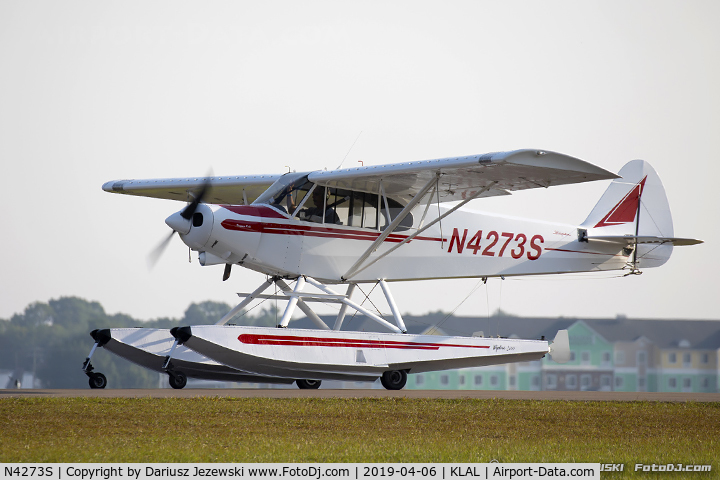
[279,276,305,328]
[82,343,99,372]
[379,280,407,333]
[162,338,180,370]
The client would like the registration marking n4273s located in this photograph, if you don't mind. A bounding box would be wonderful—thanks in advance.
[447,228,544,260]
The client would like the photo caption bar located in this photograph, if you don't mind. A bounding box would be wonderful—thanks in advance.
[1,464,600,480]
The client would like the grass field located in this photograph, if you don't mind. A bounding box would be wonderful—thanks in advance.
[1,397,718,476]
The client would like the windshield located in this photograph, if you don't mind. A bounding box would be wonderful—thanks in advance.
[253,173,312,214]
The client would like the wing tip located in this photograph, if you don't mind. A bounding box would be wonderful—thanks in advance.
[102,180,127,193]
[500,149,619,180]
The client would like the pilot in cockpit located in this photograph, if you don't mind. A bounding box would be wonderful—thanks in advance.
[269,179,303,214]
[300,188,341,224]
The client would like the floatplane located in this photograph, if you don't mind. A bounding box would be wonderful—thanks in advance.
[83,149,701,389]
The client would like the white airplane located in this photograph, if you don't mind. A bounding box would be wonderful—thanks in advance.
[83,149,701,390]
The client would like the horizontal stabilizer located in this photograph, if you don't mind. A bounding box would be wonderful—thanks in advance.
[548,330,570,364]
[588,235,703,246]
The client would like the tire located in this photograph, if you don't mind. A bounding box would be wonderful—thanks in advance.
[296,379,322,389]
[380,370,407,390]
[88,373,107,389]
[169,371,187,389]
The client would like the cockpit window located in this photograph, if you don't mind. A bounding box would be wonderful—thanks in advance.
[298,187,412,231]
[255,176,413,231]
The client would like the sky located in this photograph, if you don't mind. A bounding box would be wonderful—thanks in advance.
[1,0,718,323]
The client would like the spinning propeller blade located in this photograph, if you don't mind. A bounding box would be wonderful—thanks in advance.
[147,230,176,269]
[147,174,213,269]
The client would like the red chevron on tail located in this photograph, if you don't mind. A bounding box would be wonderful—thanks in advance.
[593,177,647,228]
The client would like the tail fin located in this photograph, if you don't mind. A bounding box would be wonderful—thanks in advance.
[549,330,570,364]
[581,160,680,268]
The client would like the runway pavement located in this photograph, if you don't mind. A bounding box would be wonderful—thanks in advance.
[2,388,719,401]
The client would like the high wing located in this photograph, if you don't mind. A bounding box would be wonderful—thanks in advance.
[308,149,619,202]
[102,149,616,206]
[102,174,283,205]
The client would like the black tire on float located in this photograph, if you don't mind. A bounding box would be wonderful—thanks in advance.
[169,371,187,389]
[88,372,107,389]
[296,379,322,389]
[380,370,407,390]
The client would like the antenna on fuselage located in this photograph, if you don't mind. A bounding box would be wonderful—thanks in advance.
[336,131,363,170]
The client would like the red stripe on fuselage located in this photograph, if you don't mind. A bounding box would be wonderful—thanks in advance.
[219,208,444,244]
[221,219,415,243]
[221,205,288,219]
[238,333,489,350]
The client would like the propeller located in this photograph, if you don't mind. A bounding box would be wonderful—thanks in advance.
[146,175,213,269]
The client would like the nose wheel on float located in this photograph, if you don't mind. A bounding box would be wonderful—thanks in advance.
[161,336,189,389]
[82,329,111,389]
[85,364,107,389]
[167,370,187,389]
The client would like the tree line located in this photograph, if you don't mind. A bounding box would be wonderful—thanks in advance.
[0,296,282,389]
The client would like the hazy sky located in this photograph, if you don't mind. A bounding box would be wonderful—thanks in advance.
[1,0,718,323]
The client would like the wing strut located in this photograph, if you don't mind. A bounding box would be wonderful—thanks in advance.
[344,181,499,280]
[342,174,439,281]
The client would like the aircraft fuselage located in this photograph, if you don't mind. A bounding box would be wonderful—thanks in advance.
[180,203,638,283]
